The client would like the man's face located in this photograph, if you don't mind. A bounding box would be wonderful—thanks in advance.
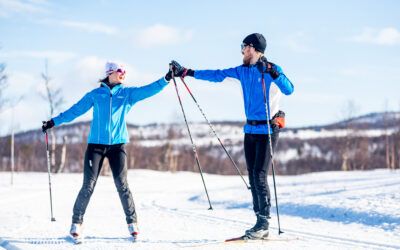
[242,44,256,65]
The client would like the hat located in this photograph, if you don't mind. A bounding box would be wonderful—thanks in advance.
[242,33,267,53]
[104,61,125,77]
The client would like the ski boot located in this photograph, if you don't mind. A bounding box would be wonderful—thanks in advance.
[70,223,83,244]
[128,223,139,241]
[245,215,269,240]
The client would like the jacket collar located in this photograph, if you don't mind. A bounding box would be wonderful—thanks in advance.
[100,82,122,94]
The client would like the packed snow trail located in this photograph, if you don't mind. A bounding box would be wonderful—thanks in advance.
[0,169,399,249]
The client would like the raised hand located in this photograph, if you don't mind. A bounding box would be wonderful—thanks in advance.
[170,60,187,77]
[42,119,55,133]
[256,56,280,79]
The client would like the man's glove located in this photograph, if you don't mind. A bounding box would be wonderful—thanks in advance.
[256,56,268,74]
[256,56,280,80]
[42,119,55,133]
[170,60,186,77]
[271,110,285,129]
[165,60,195,81]
[165,60,186,81]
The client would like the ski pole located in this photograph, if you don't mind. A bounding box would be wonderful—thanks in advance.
[261,74,283,234]
[44,131,56,222]
[179,77,250,190]
[171,68,213,210]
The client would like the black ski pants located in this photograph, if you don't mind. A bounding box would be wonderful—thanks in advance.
[244,128,279,217]
[72,143,137,224]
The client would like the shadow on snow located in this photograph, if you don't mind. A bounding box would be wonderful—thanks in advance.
[189,195,399,231]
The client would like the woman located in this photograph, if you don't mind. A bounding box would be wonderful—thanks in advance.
[42,61,175,241]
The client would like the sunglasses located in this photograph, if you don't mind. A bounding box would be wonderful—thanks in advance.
[115,68,126,74]
[241,43,253,51]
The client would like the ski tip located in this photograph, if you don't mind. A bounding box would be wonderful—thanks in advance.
[225,236,246,242]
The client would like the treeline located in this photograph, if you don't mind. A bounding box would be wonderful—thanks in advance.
[0,125,399,175]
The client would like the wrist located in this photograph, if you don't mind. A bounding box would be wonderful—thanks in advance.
[186,69,194,77]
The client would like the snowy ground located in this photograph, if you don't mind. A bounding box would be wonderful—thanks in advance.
[0,169,399,250]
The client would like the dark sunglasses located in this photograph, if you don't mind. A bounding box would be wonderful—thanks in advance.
[241,43,253,50]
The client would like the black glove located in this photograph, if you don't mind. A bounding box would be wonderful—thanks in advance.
[256,56,268,74]
[256,56,280,80]
[170,60,187,77]
[42,119,55,133]
[165,60,195,81]
[165,60,184,81]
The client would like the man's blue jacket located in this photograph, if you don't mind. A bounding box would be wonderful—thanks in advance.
[193,64,294,134]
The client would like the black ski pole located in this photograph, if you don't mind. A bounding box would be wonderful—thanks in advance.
[44,131,56,222]
[261,74,283,234]
[171,68,213,210]
[179,77,250,190]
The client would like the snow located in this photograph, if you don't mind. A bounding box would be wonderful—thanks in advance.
[281,128,397,140]
[0,169,399,249]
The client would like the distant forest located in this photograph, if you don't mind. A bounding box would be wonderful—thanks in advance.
[0,113,399,175]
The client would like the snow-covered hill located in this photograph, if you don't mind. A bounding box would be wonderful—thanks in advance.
[1,111,399,175]
[0,169,399,249]
[8,111,400,145]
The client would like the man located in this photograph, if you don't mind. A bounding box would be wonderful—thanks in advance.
[170,33,294,239]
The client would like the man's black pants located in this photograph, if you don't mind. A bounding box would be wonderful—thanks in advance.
[244,129,279,217]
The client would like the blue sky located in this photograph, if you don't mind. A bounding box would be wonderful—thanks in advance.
[0,0,399,135]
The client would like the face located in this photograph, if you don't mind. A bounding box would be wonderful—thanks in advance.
[108,68,126,84]
[241,44,256,65]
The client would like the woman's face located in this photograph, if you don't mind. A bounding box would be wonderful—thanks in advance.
[108,68,126,84]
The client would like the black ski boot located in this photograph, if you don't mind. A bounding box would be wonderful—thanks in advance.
[245,213,261,235]
[245,215,269,239]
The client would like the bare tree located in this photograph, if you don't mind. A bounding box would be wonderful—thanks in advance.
[340,100,360,171]
[0,58,7,111]
[383,107,390,169]
[41,59,66,173]
[0,52,10,181]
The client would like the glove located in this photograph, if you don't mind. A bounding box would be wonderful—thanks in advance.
[165,60,185,81]
[271,110,285,129]
[256,56,268,74]
[256,56,280,80]
[170,60,187,77]
[165,60,195,81]
[42,119,55,133]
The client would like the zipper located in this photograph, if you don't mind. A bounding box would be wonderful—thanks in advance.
[109,92,112,144]
[246,67,254,133]
[97,102,100,143]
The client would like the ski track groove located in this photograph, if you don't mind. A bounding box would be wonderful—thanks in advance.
[284,176,400,198]
[147,200,400,249]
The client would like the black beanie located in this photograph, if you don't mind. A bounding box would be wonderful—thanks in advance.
[243,33,267,53]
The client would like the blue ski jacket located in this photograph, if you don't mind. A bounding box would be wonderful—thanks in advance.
[52,77,169,145]
[193,64,294,134]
